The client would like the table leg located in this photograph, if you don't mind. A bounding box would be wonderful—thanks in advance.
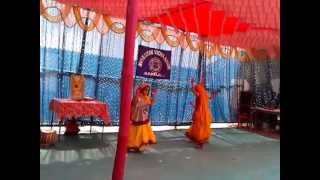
[58,119,62,141]
[90,116,94,134]
[255,112,260,131]
[249,112,253,130]
[276,114,280,132]
[101,122,104,140]
[50,112,54,130]
[251,111,256,131]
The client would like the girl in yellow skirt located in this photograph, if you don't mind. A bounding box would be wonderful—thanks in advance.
[127,82,157,153]
[185,79,219,148]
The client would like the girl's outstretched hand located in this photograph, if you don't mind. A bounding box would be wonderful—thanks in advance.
[211,91,219,97]
[151,87,158,96]
[190,78,195,86]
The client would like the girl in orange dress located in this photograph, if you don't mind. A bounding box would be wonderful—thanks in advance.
[127,82,157,153]
[185,79,218,148]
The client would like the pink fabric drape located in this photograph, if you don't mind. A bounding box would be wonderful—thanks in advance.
[57,0,279,54]
[57,0,191,19]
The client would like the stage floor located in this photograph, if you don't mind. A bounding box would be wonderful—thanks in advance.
[40,128,280,180]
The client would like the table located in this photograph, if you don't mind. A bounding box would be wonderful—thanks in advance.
[250,107,280,130]
[251,107,280,114]
[49,98,110,135]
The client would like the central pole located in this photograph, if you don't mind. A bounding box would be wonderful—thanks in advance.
[111,0,138,179]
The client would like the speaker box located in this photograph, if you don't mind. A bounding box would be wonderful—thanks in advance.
[70,74,84,100]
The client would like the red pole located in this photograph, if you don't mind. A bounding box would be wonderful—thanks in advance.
[111,0,138,180]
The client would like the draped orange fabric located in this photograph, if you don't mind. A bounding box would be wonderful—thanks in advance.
[186,83,213,145]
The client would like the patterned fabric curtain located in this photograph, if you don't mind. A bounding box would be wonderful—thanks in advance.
[239,60,280,108]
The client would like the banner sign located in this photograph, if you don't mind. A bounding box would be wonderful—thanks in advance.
[136,45,171,79]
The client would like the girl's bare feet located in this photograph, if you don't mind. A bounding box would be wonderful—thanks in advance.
[138,146,145,152]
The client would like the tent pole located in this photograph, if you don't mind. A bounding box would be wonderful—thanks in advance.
[111,0,138,179]
[197,50,203,83]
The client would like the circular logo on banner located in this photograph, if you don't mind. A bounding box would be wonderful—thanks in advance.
[148,57,162,73]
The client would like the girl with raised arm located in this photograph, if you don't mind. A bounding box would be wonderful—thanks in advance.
[127,82,157,153]
[186,78,218,148]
